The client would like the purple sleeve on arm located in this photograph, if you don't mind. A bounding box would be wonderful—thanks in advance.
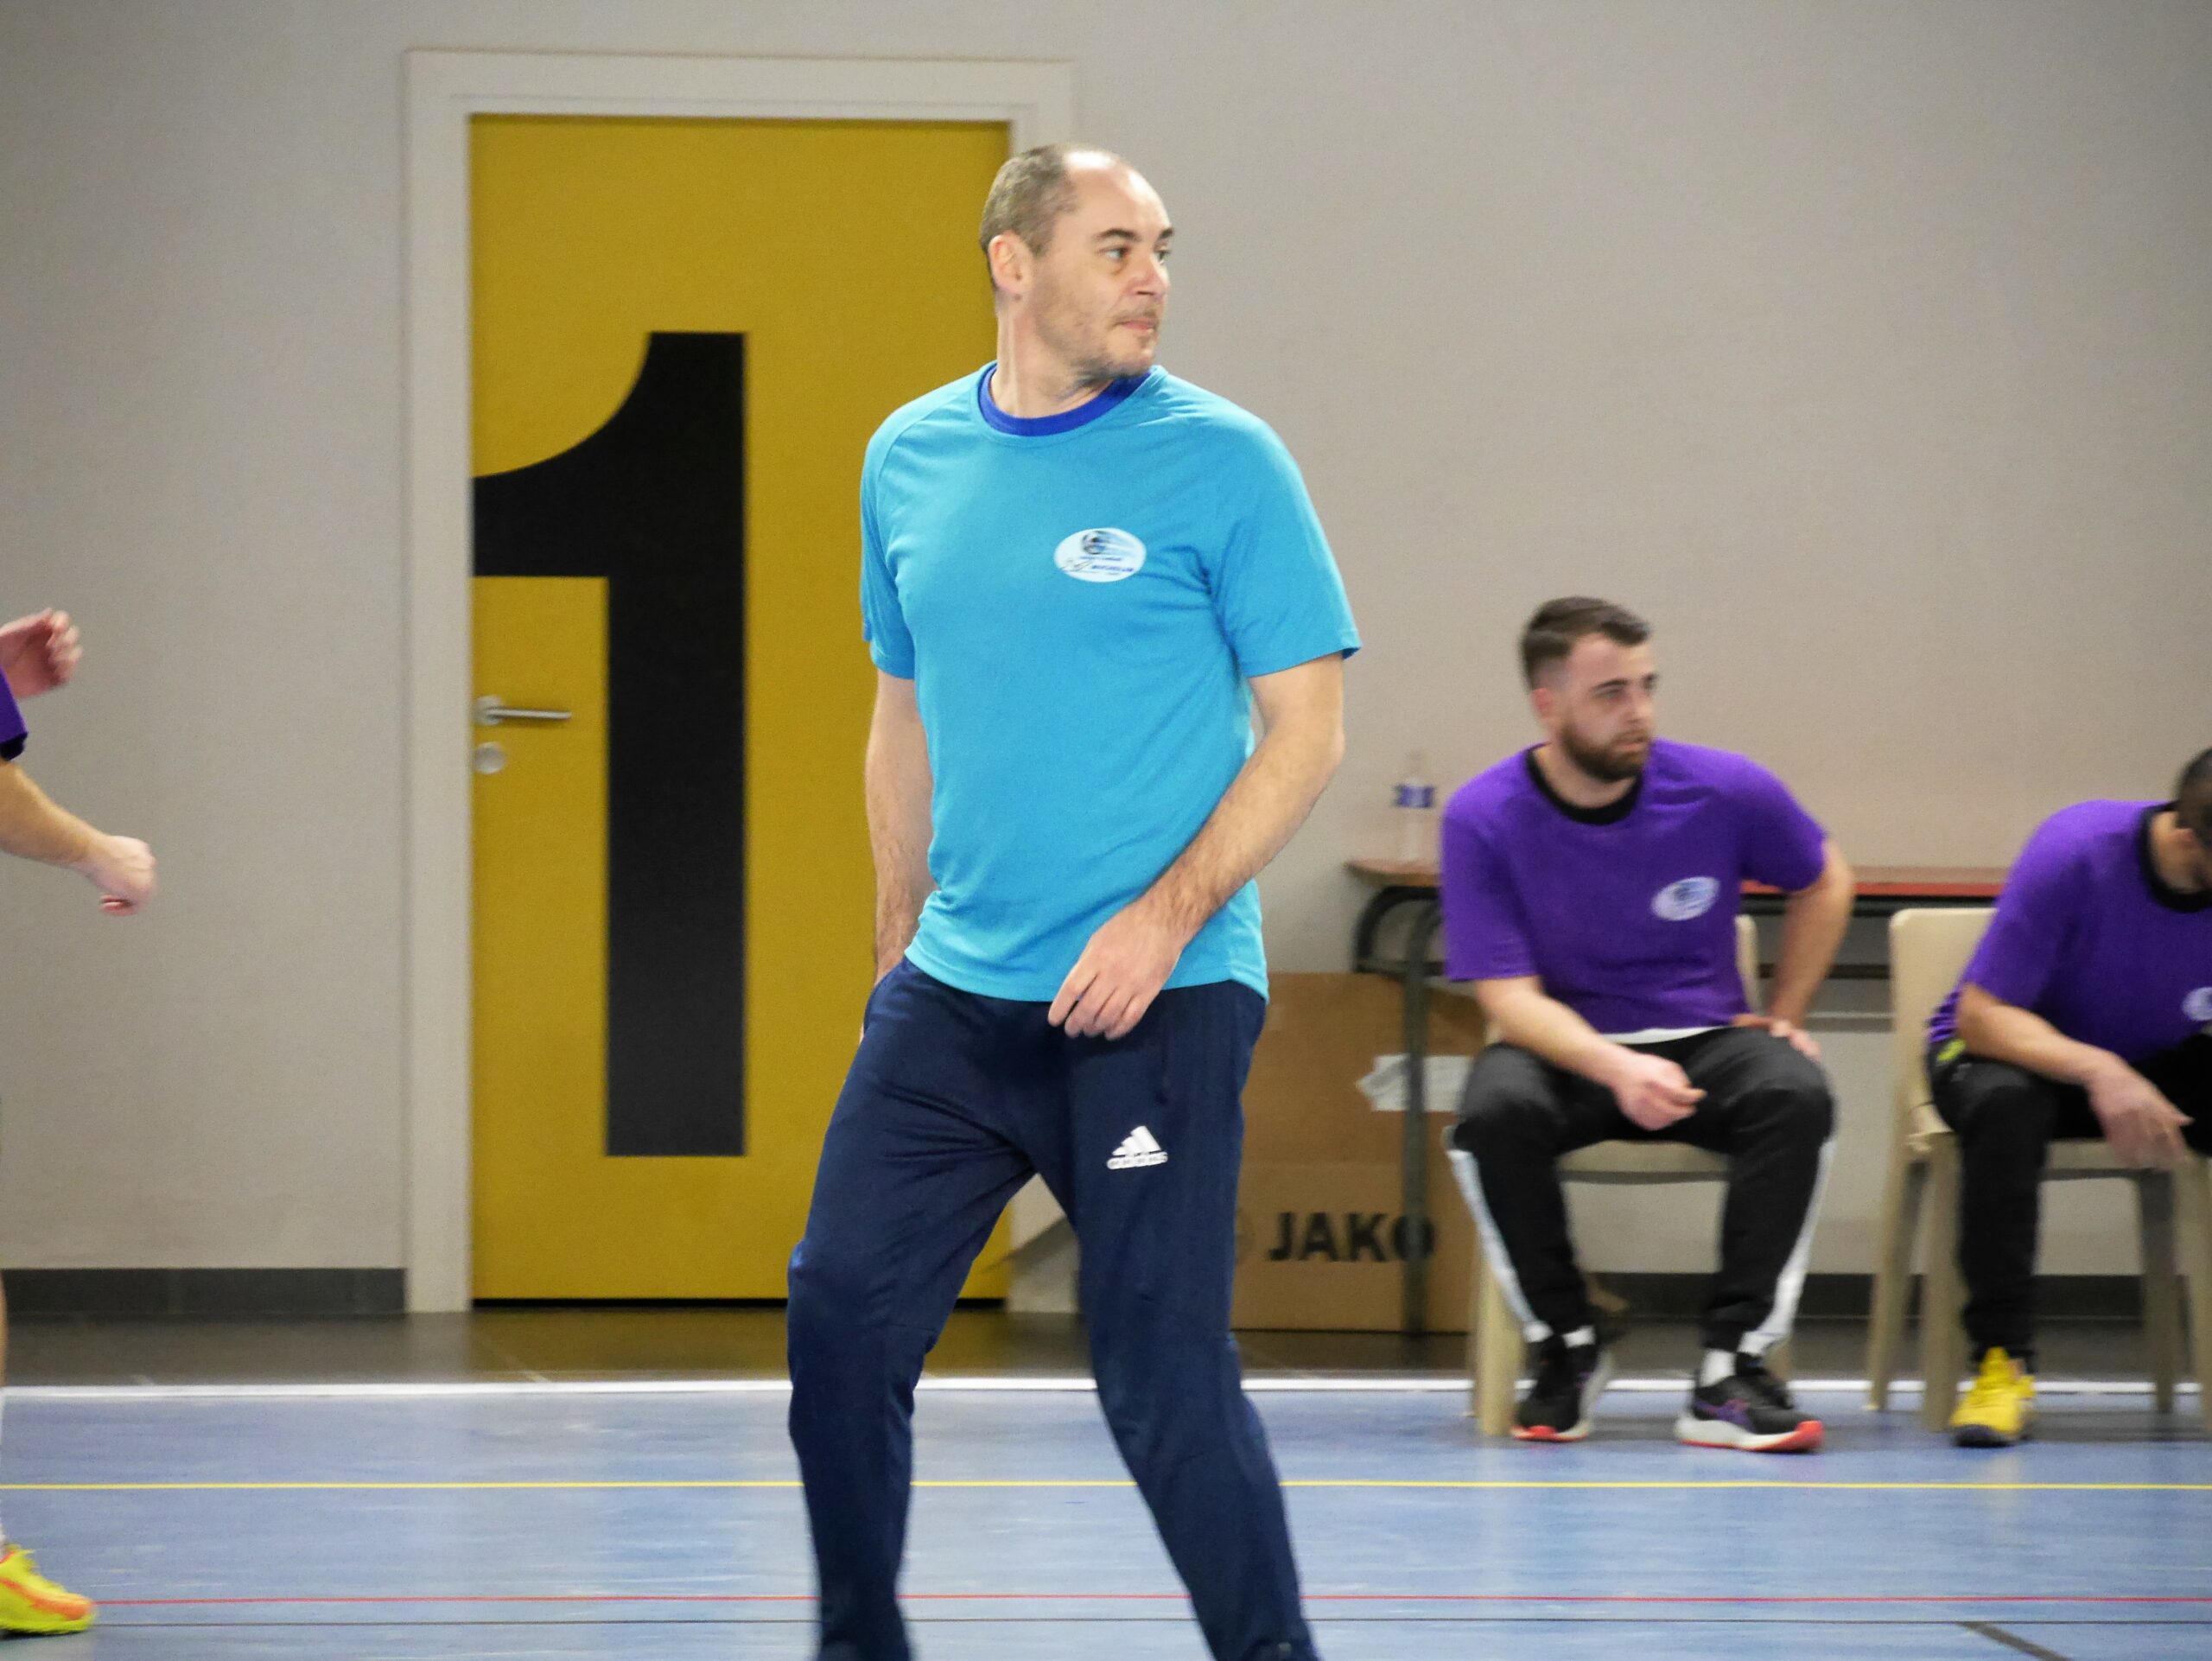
[1732,757,1827,893]
[0,673,25,761]
[1960,823,2077,1012]
[1442,807,1536,982]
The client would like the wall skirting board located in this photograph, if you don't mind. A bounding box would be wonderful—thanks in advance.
[0,1270,2148,1323]
[3,1270,405,1318]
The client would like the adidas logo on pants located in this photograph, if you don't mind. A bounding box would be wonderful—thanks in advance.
[1109,1125,1168,1168]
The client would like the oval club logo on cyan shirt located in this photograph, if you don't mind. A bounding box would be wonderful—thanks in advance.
[1053,526,1147,583]
[2185,986,2212,1026]
[1653,876,1721,922]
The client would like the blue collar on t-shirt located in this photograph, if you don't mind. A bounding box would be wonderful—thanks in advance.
[976,364,1149,436]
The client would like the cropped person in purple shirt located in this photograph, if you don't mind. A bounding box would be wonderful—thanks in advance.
[1926,750,2212,1448]
[1444,598,1854,1452]
[0,608,155,1636]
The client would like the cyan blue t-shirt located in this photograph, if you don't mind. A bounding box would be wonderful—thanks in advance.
[861,365,1360,1002]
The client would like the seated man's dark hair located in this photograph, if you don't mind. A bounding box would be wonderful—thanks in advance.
[1519,597,1650,689]
[2177,746,2212,838]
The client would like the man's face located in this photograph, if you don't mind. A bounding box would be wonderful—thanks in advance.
[1015,162,1172,382]
[1535,636,1659,784]
[2177,796,2212,891]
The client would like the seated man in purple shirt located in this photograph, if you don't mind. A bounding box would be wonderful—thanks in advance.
[1443,597,1854,1452]
[1926,750,2212,1448]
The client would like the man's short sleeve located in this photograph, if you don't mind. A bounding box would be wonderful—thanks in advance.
[857,456,915,679]
[1961,818,2080,1014]
[0,673,24,761]
[1205,423,1360,678]
[1442,806,1537,983]
[1729,756,1827,893]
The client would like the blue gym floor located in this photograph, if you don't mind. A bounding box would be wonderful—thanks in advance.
[5,1378,2206,1659]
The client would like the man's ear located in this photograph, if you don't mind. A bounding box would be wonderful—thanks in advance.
[987,232,1029,301]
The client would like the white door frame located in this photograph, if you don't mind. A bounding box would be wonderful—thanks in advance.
[401,50,1074,1312]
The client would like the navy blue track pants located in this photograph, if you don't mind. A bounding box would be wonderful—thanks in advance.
[786,961,1316,1661]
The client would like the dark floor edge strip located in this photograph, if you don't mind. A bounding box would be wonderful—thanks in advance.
[91,1616,2211,1632]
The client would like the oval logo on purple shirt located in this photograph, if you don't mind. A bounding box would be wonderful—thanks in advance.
[1653,876,1721,922]
[1053,526,1147,582]
[2186,987,2212,1026]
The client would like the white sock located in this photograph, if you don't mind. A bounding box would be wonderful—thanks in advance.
[1698,1349,1737,1387]
[1561,1326,1598,1350]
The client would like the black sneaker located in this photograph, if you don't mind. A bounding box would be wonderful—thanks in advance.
[1675,1353,1824,1453]
[1512,1334,1612,1442]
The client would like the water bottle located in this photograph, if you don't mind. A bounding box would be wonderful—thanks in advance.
[1393,751,1438,866]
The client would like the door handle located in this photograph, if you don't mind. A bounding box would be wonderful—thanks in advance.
[475,695,574,728]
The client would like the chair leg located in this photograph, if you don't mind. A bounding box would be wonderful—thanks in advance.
[2138,1173,2182,1416]
[1866,1147,1927,1411]
[1918,1136,1967,1432]
[2171,1156,2212,1435]
[1476,1251,1522,1438]
[1465,1239,1484,1421]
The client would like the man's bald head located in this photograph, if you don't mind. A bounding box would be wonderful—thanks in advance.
[978,143,1131,296]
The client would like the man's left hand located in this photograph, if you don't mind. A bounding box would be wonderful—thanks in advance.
[0,610,82,699]
[1050,901,1186,1041]
[1733,1012,1821,1061]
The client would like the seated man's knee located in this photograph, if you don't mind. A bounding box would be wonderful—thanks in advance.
[1947,1061,2060,1149]
[1964,1062,2050,1113]
[1452,1047,1559,1155]
[1747,1047,1835,1144]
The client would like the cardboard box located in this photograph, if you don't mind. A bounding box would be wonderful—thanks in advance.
[1232,974,1485,1333]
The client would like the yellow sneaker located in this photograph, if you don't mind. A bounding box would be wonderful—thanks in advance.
[1951,1346,2036,1448]
[0,1544,95,1633]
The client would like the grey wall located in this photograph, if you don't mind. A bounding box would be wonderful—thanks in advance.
[1,0,2205,1273]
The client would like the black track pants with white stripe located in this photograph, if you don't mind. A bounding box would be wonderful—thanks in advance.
[1449,1028,1835,1355]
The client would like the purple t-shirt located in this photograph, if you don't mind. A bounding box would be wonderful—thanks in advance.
[1442,738,1827,1034]
[0,672,24,761]
[1929,800,2212,1064]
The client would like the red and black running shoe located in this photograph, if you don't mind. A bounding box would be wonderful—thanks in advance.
[1512,1334,1613,1442]
[1675,1354,1824,1453]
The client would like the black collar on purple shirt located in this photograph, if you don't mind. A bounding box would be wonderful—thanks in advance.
[1522,747,1643,827]
[2136,804,2212,914]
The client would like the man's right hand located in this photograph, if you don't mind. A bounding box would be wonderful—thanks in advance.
[1602,1047,1705,1130]
[2085,1058,2191,1169]
[0,609,81,699]
[76,834,156,915]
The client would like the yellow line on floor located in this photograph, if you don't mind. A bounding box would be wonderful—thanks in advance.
[4,1478,2208,1493]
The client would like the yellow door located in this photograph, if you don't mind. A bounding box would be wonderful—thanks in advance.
[469,117,1007,1298]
